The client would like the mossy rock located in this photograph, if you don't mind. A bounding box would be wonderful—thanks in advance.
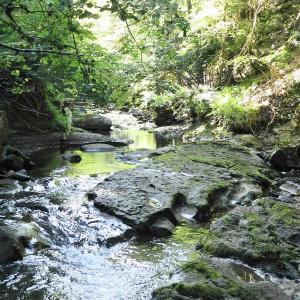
[195,202,300,279]
[94,140,271,236]
[154,141,273,185]
[152,257,292,300]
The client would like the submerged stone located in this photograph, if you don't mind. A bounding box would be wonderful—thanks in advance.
[61,153,82,163]
[0,225,25,263]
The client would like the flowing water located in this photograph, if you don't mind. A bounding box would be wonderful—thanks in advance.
[0,130,194,300]
[0,129,280,299]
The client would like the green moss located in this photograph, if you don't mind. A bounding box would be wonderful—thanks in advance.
[257,199,300,226]
[152,285,178,299]
[175,283,225,299]
[154,151,187,172]
[191,156,235,169]
[172,225,209,245]
[226,280,257,300]
[205,181,231,199]
[244,201,300,264]
[154,141,270,184]
[181,260,221,280]
[221,214,233,225]
[246,212,265,230]
[196,228,218,254]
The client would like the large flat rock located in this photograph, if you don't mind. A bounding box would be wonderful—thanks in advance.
[7,132,131,154]
[94,141,272,236]
[65,132,131,147]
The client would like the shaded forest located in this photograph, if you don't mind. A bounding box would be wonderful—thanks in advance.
[1,0,299,134]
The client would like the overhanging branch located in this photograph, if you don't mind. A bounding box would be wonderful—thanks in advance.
[0,43,83,56]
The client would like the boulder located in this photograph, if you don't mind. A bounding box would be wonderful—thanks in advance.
[81,143,116,152]
[269,145,300,170]
[0,146,34,171]
[0,225,25,263]
[73,115,112,132]
[0,111,8,144]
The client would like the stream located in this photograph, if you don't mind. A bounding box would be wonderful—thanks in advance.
[0,130,193,300]
[1,127,298,299]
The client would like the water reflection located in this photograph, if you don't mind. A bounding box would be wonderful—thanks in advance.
[31,130,178,177]
[112,129,157,150]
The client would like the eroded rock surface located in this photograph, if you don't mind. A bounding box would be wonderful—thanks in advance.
[196,198,300,279]
[94,141,271,236]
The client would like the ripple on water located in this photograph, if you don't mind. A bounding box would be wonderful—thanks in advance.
[0,129,189,300]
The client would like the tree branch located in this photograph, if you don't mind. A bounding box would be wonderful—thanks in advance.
[0,43,83,56]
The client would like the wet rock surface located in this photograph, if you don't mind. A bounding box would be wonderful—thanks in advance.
[94,141,270,236]
[1,126,299,299]
[0,225,26,263]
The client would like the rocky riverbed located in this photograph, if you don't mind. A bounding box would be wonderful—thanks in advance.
[0,111,299,299]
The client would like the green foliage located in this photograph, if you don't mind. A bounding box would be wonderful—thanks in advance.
[1,0,299,132]
[211,85,261,133]
[45,97,68,131]
[111,0,300,132]
[0,0,124,130]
